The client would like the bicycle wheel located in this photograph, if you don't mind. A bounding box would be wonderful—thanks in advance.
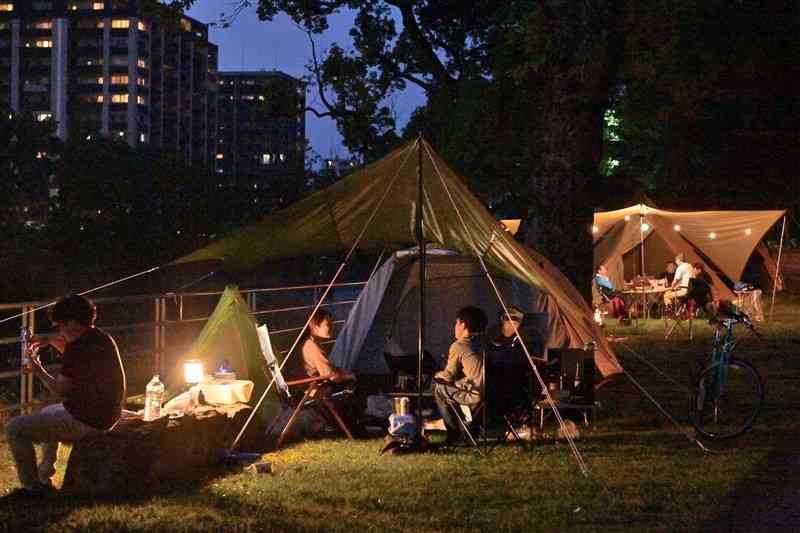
[691,358,764,440]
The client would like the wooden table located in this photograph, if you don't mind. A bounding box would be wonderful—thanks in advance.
[620,287,668,320]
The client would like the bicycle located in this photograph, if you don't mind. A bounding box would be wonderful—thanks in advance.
[690,313,764,440]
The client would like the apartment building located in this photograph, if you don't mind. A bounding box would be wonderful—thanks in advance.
[0,0,218,165]
[216,70,305,187]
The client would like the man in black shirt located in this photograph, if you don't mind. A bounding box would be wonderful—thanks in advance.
[5,294,126,495]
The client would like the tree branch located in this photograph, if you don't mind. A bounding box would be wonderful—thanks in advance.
[385,0,456,90]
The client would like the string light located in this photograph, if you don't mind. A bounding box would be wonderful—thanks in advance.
[745,228,752,235]
[709,232,716,239]
[641,222,650,232]
[674,225,681,231]
[624,215,631,221]
[591,225,599,234]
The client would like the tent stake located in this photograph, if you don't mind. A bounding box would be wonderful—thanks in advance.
[769,215,787,321]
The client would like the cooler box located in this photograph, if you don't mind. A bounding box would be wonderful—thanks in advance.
[199,380,254,405]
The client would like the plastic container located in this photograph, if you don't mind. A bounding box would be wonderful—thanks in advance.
[143,374,165,421]
[199,379,254,405]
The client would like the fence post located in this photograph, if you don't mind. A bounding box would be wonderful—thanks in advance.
[247,291,256,314]
[20,306,34,413]
[154,297,166,377]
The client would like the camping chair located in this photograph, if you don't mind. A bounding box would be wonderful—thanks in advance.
[593,277,612,321]
[480,348,541,451]
[264,374,355,450]
[435,375,485,451]
[534,348,596,432]
[664,291,696,340]
[257,323,354,450]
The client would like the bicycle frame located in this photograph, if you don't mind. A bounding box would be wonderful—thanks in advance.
[707,320,738,396]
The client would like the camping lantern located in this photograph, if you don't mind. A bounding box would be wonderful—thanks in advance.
[184,360,204,384]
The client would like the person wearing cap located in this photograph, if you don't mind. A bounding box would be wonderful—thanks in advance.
[486,306,525,357]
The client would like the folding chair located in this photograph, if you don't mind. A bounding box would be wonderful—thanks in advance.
[664,294,696,340]
[257,323,354,450]
[534,348,596,432]
[264,375,355,450]
[437,376,485,450]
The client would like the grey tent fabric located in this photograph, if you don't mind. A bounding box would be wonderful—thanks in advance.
[330,250,618,378]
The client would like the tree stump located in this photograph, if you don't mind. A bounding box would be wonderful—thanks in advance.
[61,404,251,497]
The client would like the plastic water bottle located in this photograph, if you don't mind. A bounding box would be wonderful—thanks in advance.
[144,374,165,421]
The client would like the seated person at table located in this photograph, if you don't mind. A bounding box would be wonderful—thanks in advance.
[433,306,487,444]
[685,263,741,325]
[664,253,693,308]
[659,261,677,285]
[594,265,630,323]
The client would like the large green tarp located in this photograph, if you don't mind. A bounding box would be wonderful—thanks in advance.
[175,140,622,377]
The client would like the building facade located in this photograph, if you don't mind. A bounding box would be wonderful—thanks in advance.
[216,70,305,189]
[0,0,218,165]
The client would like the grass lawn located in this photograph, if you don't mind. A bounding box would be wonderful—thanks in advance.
[1,295,799,532]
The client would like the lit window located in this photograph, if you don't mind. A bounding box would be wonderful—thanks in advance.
[36,151,47,159]
[180,19,191,32]
[35,112,52,121]
[112,20,130,29]
[111,94,128,103]
[111,75,128,84]
[137,58,146,68]
[137,76,145,86]
[137,21,146,31]
[32,21,53,30]
[139,133,146,142]
[95,95,103,103]
[92,2,104,9]
[279,153,285,162]
[258,95,265,101]
[137,95,146,105]
[96,21,104,28]
[0,4,14,12]
[216,153,224,160]
[261,154,271,165]
[69,3,78,10]
[35,40,53,48]
[96,76,104,84]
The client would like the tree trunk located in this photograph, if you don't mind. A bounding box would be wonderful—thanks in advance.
[525,2,626,301]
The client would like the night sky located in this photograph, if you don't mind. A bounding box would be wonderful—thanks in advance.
[186,3,426,160]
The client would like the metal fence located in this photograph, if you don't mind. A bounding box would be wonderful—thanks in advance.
[0,282,365,417]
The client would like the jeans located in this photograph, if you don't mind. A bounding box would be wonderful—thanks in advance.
[433,383,480,440]
[5,403,102,489]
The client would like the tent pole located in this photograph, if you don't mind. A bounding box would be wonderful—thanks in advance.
[769,215,787,321]
[416,134,426,436]
[639,208,646,323]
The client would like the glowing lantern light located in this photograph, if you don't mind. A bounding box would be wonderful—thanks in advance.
[640,222,650,232]
[745,228,752,235]
[184,360,204,384]
[674,225,681,231]
[624,215,631,221]
[591,225,599,234]
[709,232,716,239]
